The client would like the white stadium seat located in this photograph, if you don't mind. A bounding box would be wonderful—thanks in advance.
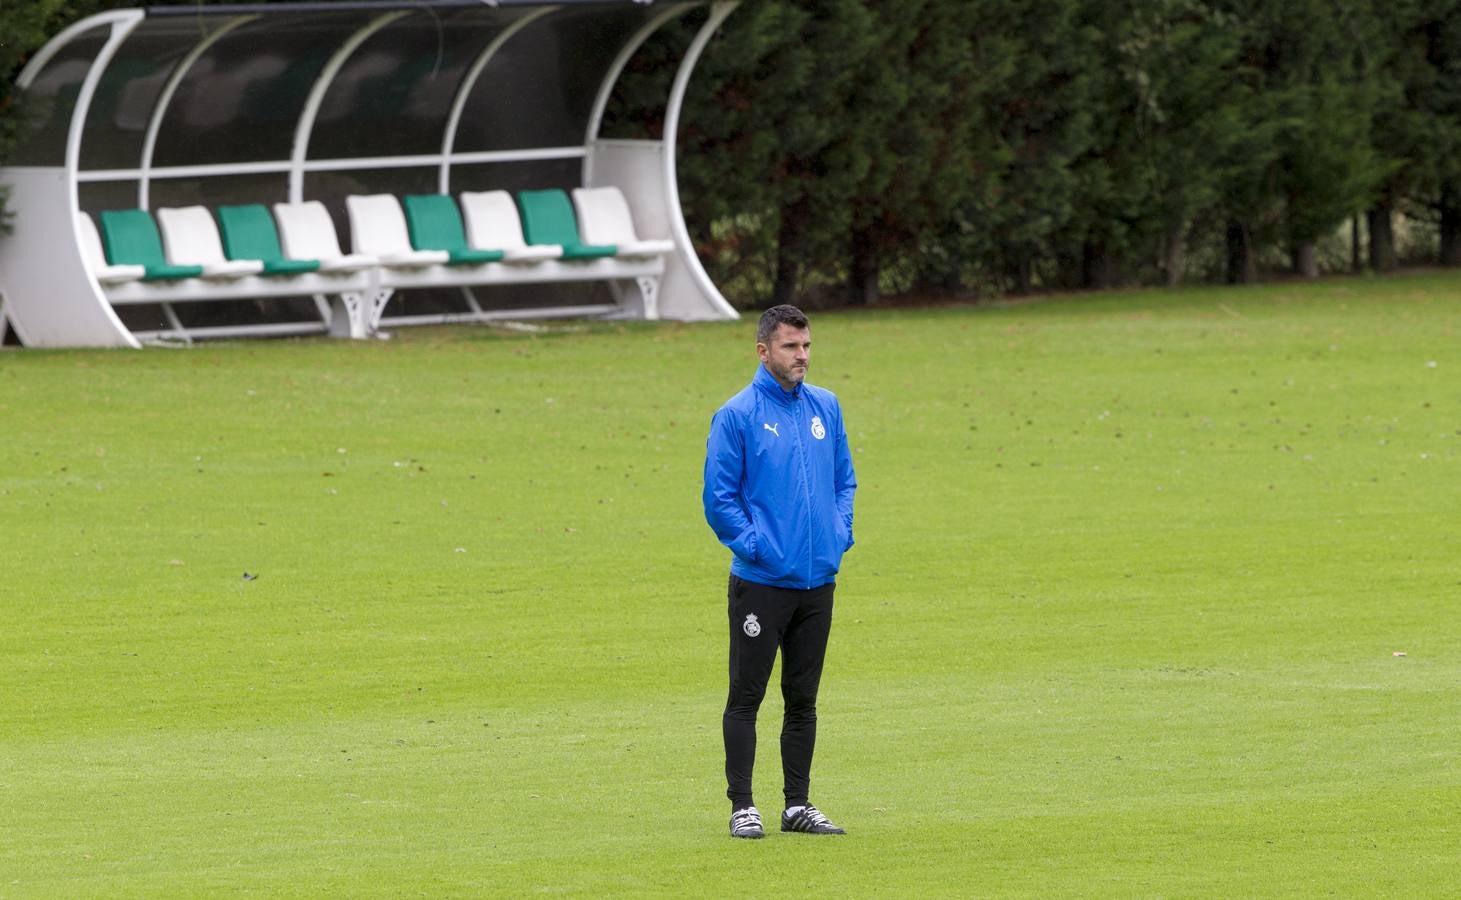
[272,201,378,273]
[571,187,675,260]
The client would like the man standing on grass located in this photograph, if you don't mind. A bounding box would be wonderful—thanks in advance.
[702,304,857,839]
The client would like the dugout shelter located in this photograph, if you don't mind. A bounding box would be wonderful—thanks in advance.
[0,0,739,348]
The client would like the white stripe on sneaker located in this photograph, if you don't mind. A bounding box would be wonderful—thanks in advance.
[730,806,764,838]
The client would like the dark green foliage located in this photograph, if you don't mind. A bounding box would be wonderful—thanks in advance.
[667,0,1461,301]
[1060,0,1248,286]
[1369,0,1461,264]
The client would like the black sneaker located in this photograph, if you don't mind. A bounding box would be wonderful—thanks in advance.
[730,806,764,839]
[781,804,846,835]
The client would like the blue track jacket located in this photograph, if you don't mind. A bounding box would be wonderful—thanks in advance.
[703,364,857,590]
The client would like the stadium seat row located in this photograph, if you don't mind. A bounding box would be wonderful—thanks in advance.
[78,187,674,338]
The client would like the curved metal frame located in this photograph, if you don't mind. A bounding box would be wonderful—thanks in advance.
[7,11,148,348]
[64,15,146,177]
[138,15,258,209]
[583,2,691,152]
[16,10,143,89]
[661,2,739,318]
[289,11,409,203]
[438,6,558,194]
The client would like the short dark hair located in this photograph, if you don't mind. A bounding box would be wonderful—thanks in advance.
[756,304,809,345]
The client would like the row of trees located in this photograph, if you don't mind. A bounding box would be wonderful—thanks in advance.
[7,0,1461,306]
[658,0,1461,304]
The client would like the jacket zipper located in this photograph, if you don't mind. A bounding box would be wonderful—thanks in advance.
[792,398,813,586]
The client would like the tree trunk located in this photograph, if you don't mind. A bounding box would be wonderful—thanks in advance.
[1081,239,1113,290]
[1225,220,1257,284]
[1351,214,1363,273]
[1367,202,1396,272]
[1007,255,1033,295]
[1163,224,1186,287]
[1440,184,1461,267]
[848,224,879,305]
[1293,242,1318,278]
[771,202,802,306]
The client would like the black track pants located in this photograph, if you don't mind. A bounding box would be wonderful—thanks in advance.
[722,574,835,810]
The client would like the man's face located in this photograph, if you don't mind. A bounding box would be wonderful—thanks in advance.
[758,323,811,390]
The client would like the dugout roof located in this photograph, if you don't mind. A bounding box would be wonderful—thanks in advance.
[1,0,738,347]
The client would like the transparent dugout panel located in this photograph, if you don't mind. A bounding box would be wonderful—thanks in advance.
[151,14,364,168]
[452,6,648,153]
[7,29,112,166]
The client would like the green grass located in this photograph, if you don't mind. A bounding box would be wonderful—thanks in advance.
[2,274,1459,896]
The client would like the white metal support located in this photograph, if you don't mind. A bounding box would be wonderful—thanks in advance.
[583,3,692,153]
[81,147,588,185]
[0,12,151,348]
[310,294,334,325]
[365,288,394,336]
[659,1,738,319]
[16,10,143,89]
[289,11,410,203]
[65,14,146,178]
[159,302,194,345]
[439,6,558,194]
[139,15,258,209]
[326,288,388,340]
[636,275,660,319]
[459,286,486,317]
[323,284,394,339]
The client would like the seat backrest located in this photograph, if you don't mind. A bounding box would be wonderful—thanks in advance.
[217,204,286,262]
[460,190,528,250]
[403,194,469,253]
[273,201,346,260]
[572,187,641,246]
[77,213,111,267]
[346,194,412,255]
[156,206,227,265]
[516,189,581,247]
[98,209,168,267]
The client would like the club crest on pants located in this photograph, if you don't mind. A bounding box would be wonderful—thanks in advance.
[742,613,761,637]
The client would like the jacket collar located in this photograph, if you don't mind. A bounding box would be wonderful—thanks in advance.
[754,363,801,404]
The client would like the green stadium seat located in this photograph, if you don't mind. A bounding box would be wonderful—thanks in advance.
[217,204,321,275]
[97,209,205,281]
[77,213,146,284]
[402,194,504,265]
[516,189,617,260]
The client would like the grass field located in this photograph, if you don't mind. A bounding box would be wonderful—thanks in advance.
[3,274,1459,896]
